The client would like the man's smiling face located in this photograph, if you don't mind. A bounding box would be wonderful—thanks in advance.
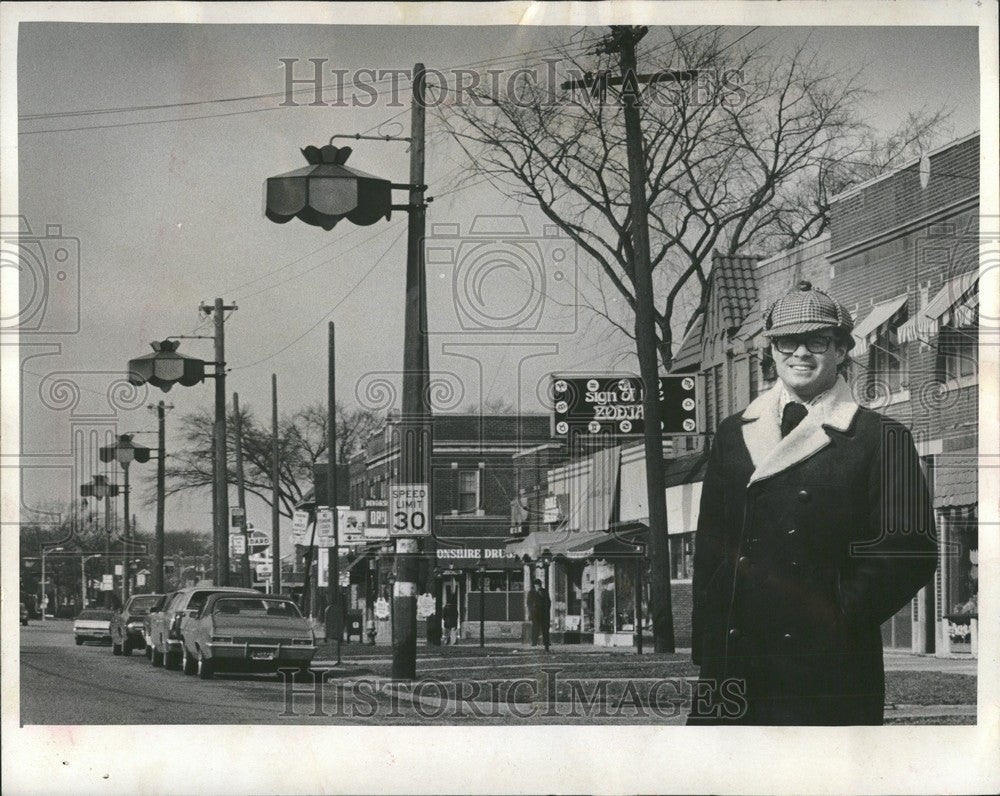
[772,330,848,401]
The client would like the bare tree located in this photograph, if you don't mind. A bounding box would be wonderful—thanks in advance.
[438,26,952,369]
[159,402,379,519]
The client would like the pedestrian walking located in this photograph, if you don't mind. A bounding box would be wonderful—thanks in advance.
[442,599,458,645]
[688,281,937,726]
[528,578,551,651]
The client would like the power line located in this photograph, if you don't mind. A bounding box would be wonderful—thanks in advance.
[232,224,407,370]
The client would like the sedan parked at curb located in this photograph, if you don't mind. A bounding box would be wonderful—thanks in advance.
[179,593,316,679]
[143,592,174,660]
[74,609,114,645]
[111,593,163,656]
[149,586,260,670]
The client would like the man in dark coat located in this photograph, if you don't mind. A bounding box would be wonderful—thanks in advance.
[688,281,937,725]
[528,579,552,651]
[442,600,458,645]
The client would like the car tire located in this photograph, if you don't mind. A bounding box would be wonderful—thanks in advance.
[112,642,122,656]
[197,653,213,680]
[145,645,152,659]
[122,639,133,656]
[182,645,197,676]
[75,637,83,646]
[165,649,181,670]
[151,646,164,667]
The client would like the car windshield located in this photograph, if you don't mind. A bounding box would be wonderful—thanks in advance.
[211,598,302,618]
[128,596,160,614]
[78,610,113,621]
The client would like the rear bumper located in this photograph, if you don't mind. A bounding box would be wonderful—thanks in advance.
[206,641,316,663]
[75,630,111,641]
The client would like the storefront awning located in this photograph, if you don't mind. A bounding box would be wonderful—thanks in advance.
[851,294,908,356]
[558,530,643,560]
[898,270,979,343]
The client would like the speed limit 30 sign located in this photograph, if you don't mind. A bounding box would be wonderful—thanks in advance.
[388,484,430,537]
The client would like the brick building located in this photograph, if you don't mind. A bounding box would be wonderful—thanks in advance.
[670,132,981,657]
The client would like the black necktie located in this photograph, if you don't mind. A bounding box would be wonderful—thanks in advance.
[781,402,808,438]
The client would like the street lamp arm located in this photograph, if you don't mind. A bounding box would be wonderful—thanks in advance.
[330,133,412,144]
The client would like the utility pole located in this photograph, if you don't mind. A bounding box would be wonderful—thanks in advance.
[200,298,237,587]
[233,393,253,588]
[150,400,171,593]
[326,322,342,663]
[122,462,131,602]
[271,374,282,595]
[393,62,431,681]
[597,25,683,651]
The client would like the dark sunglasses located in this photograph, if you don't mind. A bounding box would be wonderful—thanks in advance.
[772,334,836,355]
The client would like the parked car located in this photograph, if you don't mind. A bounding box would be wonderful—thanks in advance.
[142,592,175,659]
[111,593,163,656]
[20,603,29,626]
[73,609,113,645]
[178,593,316,679]
[148,586,259,670]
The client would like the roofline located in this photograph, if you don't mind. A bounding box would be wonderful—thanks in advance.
[829,130,980,204]
[754,232,831,271]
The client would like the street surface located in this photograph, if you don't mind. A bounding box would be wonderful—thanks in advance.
[20,621,975,725]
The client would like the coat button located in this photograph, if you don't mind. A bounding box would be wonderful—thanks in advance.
[728,628,741,640]
[790,560,799,569]
[783,633,793,641]
[787,528,796,536]
[738,555,749,567]
[797,490,811,502]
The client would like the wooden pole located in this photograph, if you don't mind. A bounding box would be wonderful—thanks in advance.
[233,393,253,588]
[326,322,342,662]
[271,374,282,594]
[612,26,675,651]
[393,61,430,681]
[154,401,166,593]
[213,298,230,586]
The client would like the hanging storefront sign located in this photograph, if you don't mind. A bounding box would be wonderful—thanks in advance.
[101,574,114,590]
[230,535,247,556]
[417,593,436,619]
[374,598,391,620]
[551,375,699,436]
[248,530,271,555]
[338,508,368,547]
[365,499,389,539]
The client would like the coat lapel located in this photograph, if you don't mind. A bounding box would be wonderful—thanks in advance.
[741,378,859,486]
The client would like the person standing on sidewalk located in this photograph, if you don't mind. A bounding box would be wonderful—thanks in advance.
[688,281,937,726]
[528,578,552,651]
[442,599,458,645]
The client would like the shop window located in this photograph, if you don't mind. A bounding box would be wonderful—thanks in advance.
[508,570,524,592]
[868,318,907,394]
[469,570,507,592]
[615,561,636,631]
[596,560,615,633]
[670,534,694,580]
[458,470,480,513]
[939,326,977,382]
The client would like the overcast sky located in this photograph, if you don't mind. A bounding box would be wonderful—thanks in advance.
[10,20,981,542]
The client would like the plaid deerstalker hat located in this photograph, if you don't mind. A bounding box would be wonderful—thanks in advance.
[762,280,855,348]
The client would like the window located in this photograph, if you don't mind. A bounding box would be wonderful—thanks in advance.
[940,326,977,382]
[869,318,907,394]
[458,469,480,513]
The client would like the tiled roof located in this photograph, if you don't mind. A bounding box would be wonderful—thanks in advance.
[712,253,760,331]
[671,315,704,372]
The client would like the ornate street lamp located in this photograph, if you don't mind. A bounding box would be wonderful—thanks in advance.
[100,434,151,601]
[264,63,432,682]
[128,300,237,588]
[127,340,205,392]
[81,474,120,596]
[477,559,486,649]
[265,145,394,230]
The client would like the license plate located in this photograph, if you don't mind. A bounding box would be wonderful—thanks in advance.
[251,651,274,660]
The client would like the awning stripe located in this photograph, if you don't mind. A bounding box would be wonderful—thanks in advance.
[898,271,979,343]
[852,294,908,356]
